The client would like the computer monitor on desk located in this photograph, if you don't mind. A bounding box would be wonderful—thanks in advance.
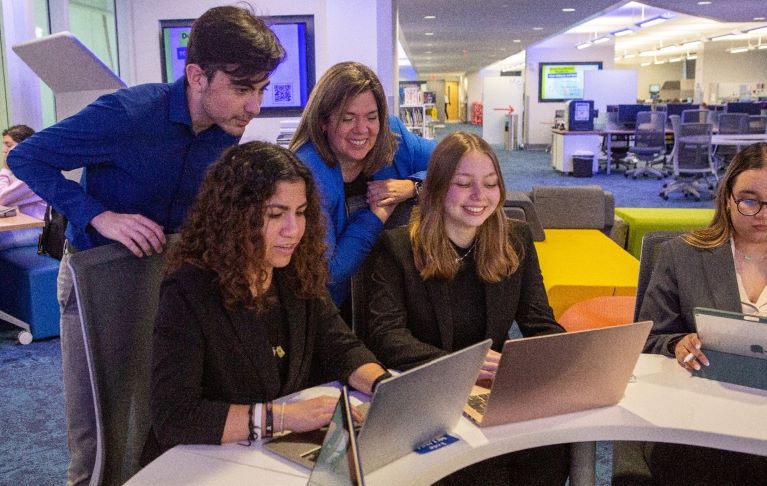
[726,102,762,116]
[617,104,651,129]
[666,103,697,119]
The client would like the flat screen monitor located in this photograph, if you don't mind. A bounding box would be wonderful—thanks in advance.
[617,104,651,128]
[726,102,761,115]
[160,15,315,117]
[666,103,698,118]
[538,62,602,103]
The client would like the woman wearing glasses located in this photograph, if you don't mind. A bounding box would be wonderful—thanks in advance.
[618,142,767,484]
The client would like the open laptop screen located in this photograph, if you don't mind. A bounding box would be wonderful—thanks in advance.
[307,386,364,486]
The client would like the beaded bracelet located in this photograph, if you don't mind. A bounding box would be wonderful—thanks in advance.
[264,401,274,438]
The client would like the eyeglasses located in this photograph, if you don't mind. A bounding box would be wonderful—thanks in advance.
[734,198,767,216]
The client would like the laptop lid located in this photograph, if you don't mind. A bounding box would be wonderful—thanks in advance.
[356,338,490,472]
[266,338,490,472]
[694,307,767,360]
[470,322,652,427]
[307,386,364,486]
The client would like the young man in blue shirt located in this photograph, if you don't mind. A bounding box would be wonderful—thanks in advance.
[8,6,284,485]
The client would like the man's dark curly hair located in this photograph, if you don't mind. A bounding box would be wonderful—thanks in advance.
[166,141,328,311]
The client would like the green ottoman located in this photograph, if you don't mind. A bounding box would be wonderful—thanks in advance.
[615,208,715,258]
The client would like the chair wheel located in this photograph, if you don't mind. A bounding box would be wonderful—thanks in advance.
[18,331,33,345]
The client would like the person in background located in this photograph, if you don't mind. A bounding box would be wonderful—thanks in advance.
[615,142,767,485]
[8,7,285,485]
[365,131,569,485]
[289,61,435,313]
[142,141,387,463]
[0,124,44,250]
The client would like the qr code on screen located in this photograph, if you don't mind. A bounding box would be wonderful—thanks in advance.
[272,83,293,104]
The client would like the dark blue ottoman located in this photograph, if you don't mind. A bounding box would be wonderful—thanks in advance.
[0,245,60,341]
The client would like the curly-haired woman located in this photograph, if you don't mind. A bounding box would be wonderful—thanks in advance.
[142,141,386,463]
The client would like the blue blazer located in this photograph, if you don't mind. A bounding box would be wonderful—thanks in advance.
[295,115,435,305]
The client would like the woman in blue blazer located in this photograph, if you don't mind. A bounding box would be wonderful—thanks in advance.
[290,62,435,308]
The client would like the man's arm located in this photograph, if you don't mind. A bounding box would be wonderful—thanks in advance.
[8,93,165,255]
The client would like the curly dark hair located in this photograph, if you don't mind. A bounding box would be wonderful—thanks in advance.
[166,141,328,311]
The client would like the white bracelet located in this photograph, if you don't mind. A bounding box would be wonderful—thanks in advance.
[253,403,263,439]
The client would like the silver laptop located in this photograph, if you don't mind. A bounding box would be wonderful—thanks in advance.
[694,307,767,360]
[464,322,652,427]
[265,339,491,472]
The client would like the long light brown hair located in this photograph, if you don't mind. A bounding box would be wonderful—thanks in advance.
[410,132,519,281]
[684,142,767,249]
[289,61,397,176]
[166,141,328,311]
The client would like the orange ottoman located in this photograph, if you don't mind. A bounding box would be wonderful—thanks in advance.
[558,295,636,332]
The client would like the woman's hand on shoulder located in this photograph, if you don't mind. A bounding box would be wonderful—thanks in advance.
[674,332,710,371]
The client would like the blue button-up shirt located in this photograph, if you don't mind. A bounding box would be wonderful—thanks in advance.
[8,76,238,250]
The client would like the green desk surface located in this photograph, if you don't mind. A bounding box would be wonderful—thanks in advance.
[615,208,715,258]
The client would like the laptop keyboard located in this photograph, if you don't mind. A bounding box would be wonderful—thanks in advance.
[467,393,490,415]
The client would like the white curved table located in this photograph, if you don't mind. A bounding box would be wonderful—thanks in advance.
[127,354,767,485]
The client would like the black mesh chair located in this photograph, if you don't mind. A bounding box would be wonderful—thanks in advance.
[715,113,750,166]
[68,239,171,485]
[613,230,683,485]
[750,115,767,134]
[625,111,668,180]
[660,122,717,201]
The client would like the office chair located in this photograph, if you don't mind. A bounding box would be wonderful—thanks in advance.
[624,111,668,180]
[715,113,749,166]
[660,122,716,201]
[611,231,683,486]
[750,115,767,134]
[680,109,712,124]
[68,239,171,486]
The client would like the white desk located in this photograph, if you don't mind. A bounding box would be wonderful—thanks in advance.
[712,133,767,150]
[127,354,767,486]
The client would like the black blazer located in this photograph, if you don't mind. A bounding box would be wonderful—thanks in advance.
[641,237,741,355]
[365,221,564,370]
[142,264,378,462]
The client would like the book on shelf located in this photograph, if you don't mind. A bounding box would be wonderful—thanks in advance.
[423,91,436,104]
[403,86,420,106]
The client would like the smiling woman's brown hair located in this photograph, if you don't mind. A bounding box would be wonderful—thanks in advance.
[166,141,328,311]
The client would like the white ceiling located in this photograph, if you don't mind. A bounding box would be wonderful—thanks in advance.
[397,0,767,77]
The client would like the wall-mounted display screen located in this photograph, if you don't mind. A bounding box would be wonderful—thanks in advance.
[160,15,315,116]
[538,62,602,102]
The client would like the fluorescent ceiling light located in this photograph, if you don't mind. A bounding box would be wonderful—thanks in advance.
[697,1,711,4]
[682,40,702,48]
[687,54,698,60]
[654,59,666,64]
[533,27,544,31]
[611,28,634,37]
[591,36,610,44]
[562,8,575,12]
[758,45,767,50]
[639,49,660,56]
[729,46,750,53]
[743,25,767,35]
[512,39,521,43]
[755,17,765,21]
[624,53,637,59]
[424,15,436,20]
[424,32,434,36]
[669,57,683,63]
[641,62,652,66]
[636,15,670,28]
[710,33,736,41]
[659,44,677,52]
[576,41,592,49]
